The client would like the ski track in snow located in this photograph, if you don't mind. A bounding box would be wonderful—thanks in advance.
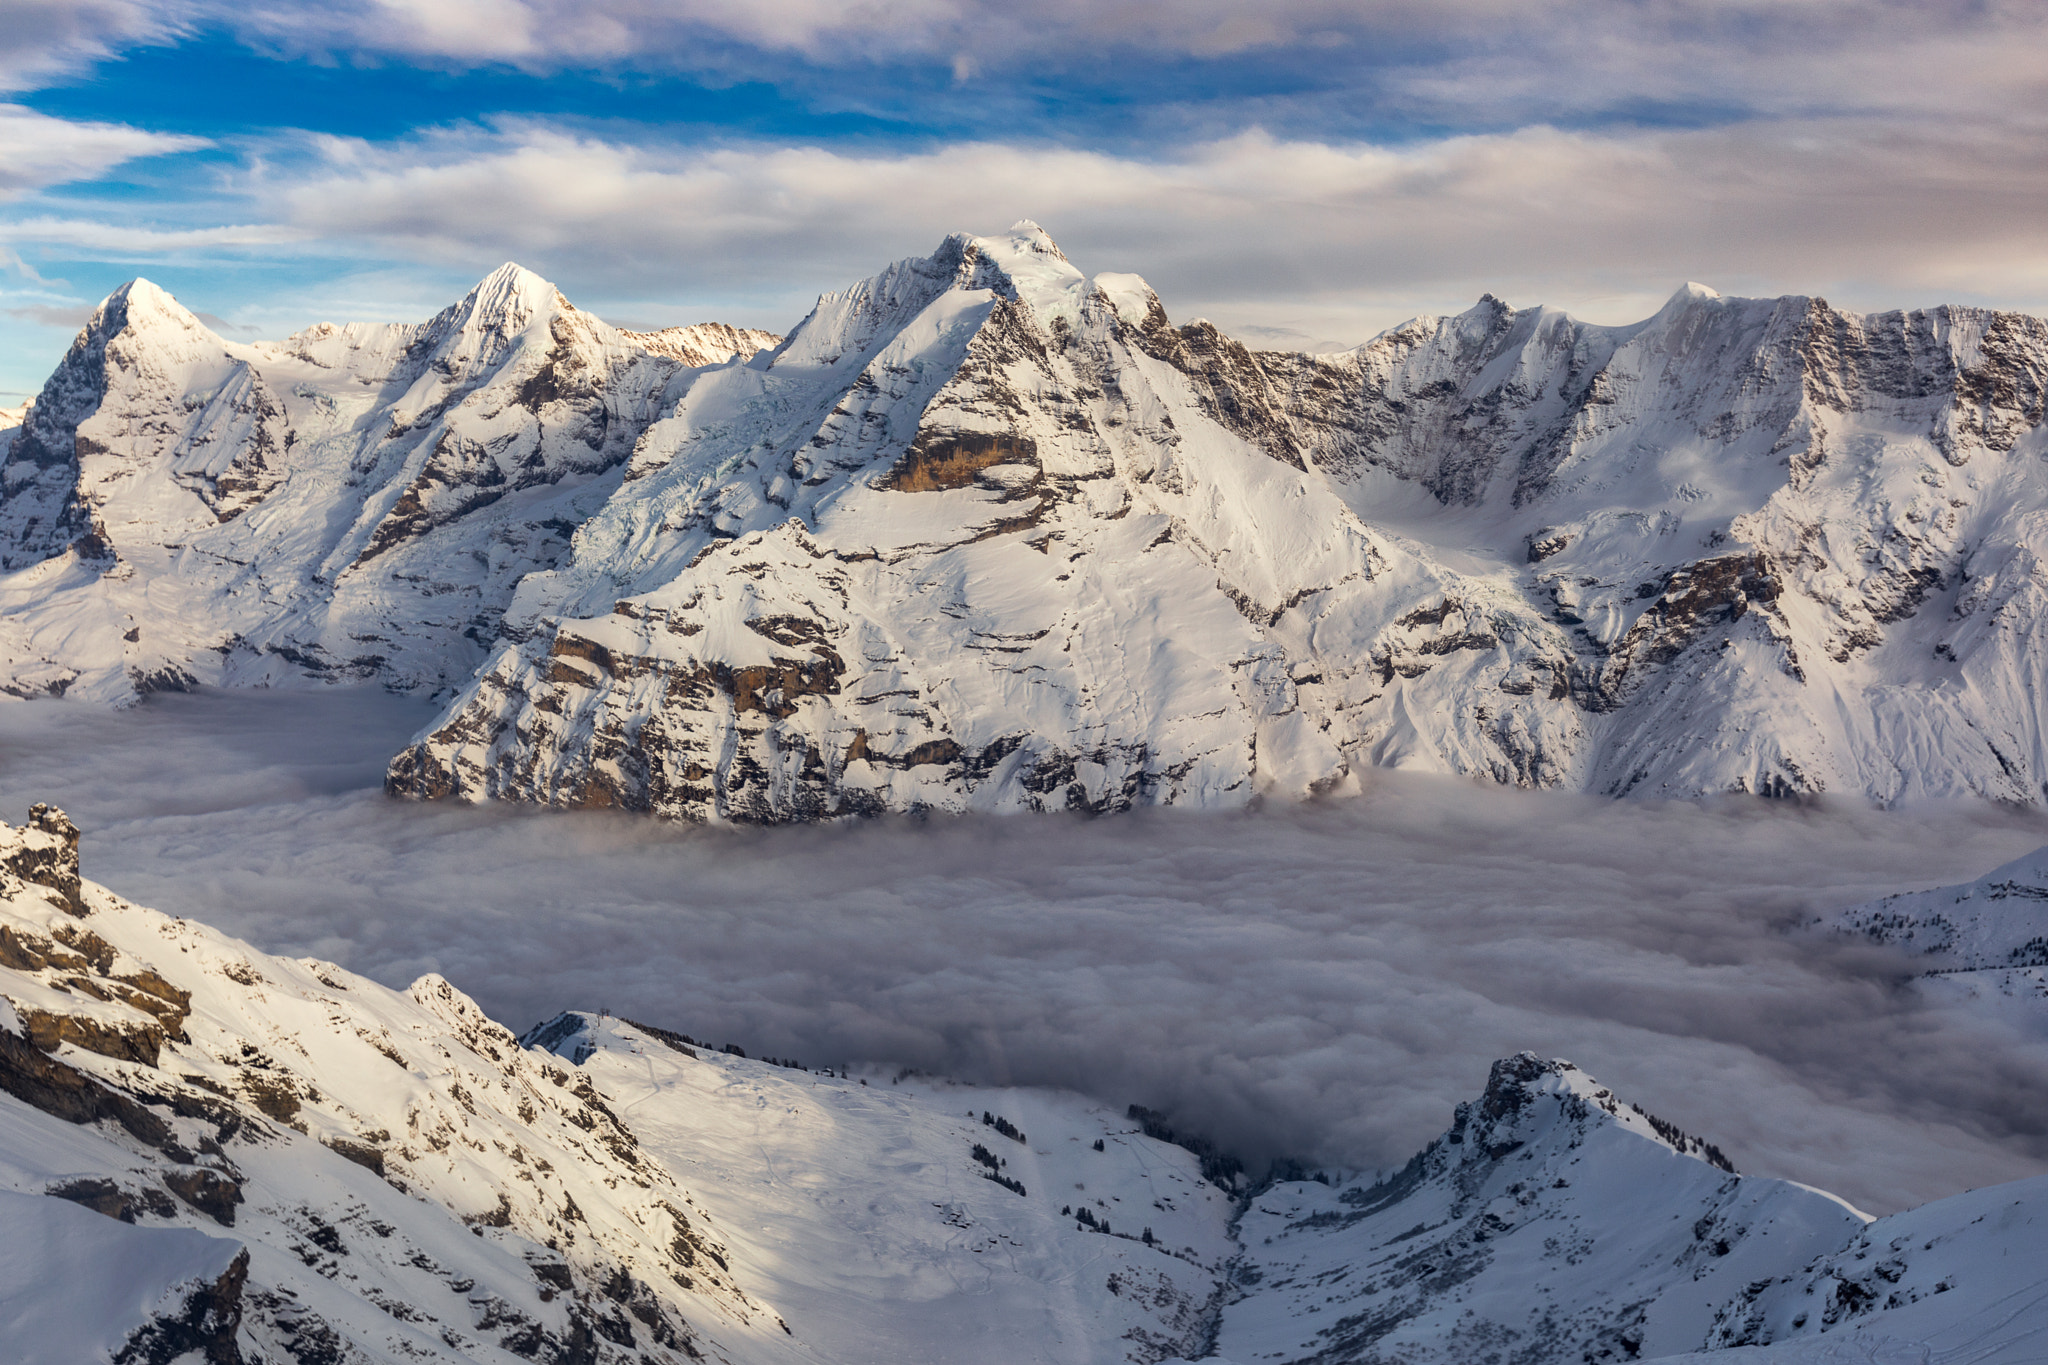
[0,687,2043,1216]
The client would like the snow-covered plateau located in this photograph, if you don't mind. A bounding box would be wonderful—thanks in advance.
[1,805,2042,1364]
[6,224,2048,817]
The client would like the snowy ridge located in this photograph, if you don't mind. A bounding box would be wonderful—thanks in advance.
[0,804,774,1364]
[0,268,777,703]
[384,226,2048,819]
[1210,1054,1872,1365]
[1684,1174,2048,1363]
[1831,843,2048,972]
[5,228,2048,808]
[623,323,786,371]
[1,813,2040,1362]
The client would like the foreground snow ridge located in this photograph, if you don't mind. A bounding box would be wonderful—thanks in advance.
[6,226,2048,816]
[1,806,2042,1363]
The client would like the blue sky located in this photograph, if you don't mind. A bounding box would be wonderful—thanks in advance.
[4,0,2048,399]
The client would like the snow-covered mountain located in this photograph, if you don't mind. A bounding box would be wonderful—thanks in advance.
[0,268,775,702]
[1212,1054,1871,1365]
[7,226,2048,814]
[385,225,2048,818]
[1825,842,2048,1033]
[3,804,2040,1363]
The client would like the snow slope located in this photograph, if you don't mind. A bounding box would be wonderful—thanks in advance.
[1665,1174,2048,1364]
[524,1013,1244,1363]
[380,225,2048,819]
[0,1186,247,1363]
[0,268,776,702]
[1825,843,2048,1037]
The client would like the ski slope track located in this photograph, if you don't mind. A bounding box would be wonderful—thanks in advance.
[1,807,2041,1363]
[6,226,2048,814]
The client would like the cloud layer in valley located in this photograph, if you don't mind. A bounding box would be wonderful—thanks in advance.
[1,689,2044,1217]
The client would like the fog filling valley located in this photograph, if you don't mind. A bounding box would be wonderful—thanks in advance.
[3,689,2046,1215]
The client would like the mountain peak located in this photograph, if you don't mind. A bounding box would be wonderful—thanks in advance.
[94,277,213,341]
[999,219,1069,261]
[966,222,1087,320]
[1654,280,1725,318]
[1449,1053,1739,1173]
[452,261,567,335]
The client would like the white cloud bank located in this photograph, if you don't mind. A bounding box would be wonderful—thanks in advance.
[223,114,2048,346]
[0,688,2042,1217]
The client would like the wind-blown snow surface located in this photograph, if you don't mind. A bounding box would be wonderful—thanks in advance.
[8,227,2048,813]
[2,689,2045,1218]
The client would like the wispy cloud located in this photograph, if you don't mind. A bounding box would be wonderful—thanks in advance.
[1,689,2044,1216]
[0,105,205,200]
[0,0,183,92]
[0,215,300,253]
[1,303,91,329]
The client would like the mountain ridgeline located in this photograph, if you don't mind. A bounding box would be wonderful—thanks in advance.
[5,226,2048,818]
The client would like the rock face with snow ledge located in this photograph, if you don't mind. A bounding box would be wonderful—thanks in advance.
[0,805,771,1363]
[0,802,1242,1362]
[385,225,2048,819]
[0,267,776,701]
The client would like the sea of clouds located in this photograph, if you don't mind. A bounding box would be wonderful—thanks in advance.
[3,687,2045,1215]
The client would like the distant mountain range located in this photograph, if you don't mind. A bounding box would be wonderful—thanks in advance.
[3,804,2041,1364]
[6,225,2048,818]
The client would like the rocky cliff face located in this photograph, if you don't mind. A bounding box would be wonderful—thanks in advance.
[382,226,2048,819]
[0,268,777,702]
